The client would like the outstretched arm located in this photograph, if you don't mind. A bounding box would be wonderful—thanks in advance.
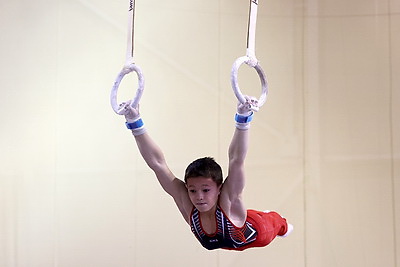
[224,97,256,197]
[121,102,192,220]
[226,127,249,194]
[220,97,258,225]
[133,132,181,196]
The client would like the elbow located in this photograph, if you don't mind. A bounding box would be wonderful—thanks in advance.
[228,148,247,165]
[229,156,245,167]
[228,158,245,173]
[146,159,166,173]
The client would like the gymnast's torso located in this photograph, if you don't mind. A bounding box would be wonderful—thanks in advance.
[190,205,258,250]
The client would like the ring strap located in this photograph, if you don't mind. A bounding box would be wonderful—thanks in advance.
[246,0,259,61]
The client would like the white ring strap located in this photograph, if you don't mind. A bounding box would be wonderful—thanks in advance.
[246,0,258,61]
[231,0,268,109]
[125,0,135,65]
[110,0,145,114]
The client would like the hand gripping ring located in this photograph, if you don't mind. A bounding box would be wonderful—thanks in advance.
[230,56,268,110]
[110,63,145,114]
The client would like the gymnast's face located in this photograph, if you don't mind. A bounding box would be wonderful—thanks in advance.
[186,176,222,213]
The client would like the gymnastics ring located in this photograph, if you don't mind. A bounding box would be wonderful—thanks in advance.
[230,55,268,110]
[110,63,144,114]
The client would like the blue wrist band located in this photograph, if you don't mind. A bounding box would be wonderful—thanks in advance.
[125,119,144,130]
[235,112,253,123]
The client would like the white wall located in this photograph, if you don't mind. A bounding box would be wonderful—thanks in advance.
[0,0,398,266]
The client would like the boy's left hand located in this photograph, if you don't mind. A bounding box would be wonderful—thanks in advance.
[237,95,259,115]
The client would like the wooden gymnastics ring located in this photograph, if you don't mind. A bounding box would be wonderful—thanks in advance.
[110,63,144,114]
[230,56,268,111]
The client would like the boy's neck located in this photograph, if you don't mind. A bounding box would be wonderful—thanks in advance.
[199,206,218,234]
[199,204,218,220]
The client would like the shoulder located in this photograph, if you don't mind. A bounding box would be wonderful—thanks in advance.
[218,184,247,227]
[170,181,194,223]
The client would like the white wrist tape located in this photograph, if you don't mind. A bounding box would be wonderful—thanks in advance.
[235,112,253,130]
[131,127,146,136]
[125,118,146,136]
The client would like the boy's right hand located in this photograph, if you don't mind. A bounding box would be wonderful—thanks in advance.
[118,100,140,123]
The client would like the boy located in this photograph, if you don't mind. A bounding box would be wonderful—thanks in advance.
[119,97,292,251]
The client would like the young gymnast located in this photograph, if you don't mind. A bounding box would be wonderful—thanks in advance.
[119,97,293,251]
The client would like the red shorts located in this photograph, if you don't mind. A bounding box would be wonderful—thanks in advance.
[226,210,288,251]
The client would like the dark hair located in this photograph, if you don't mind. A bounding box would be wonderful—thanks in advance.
[184,157,223,186]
